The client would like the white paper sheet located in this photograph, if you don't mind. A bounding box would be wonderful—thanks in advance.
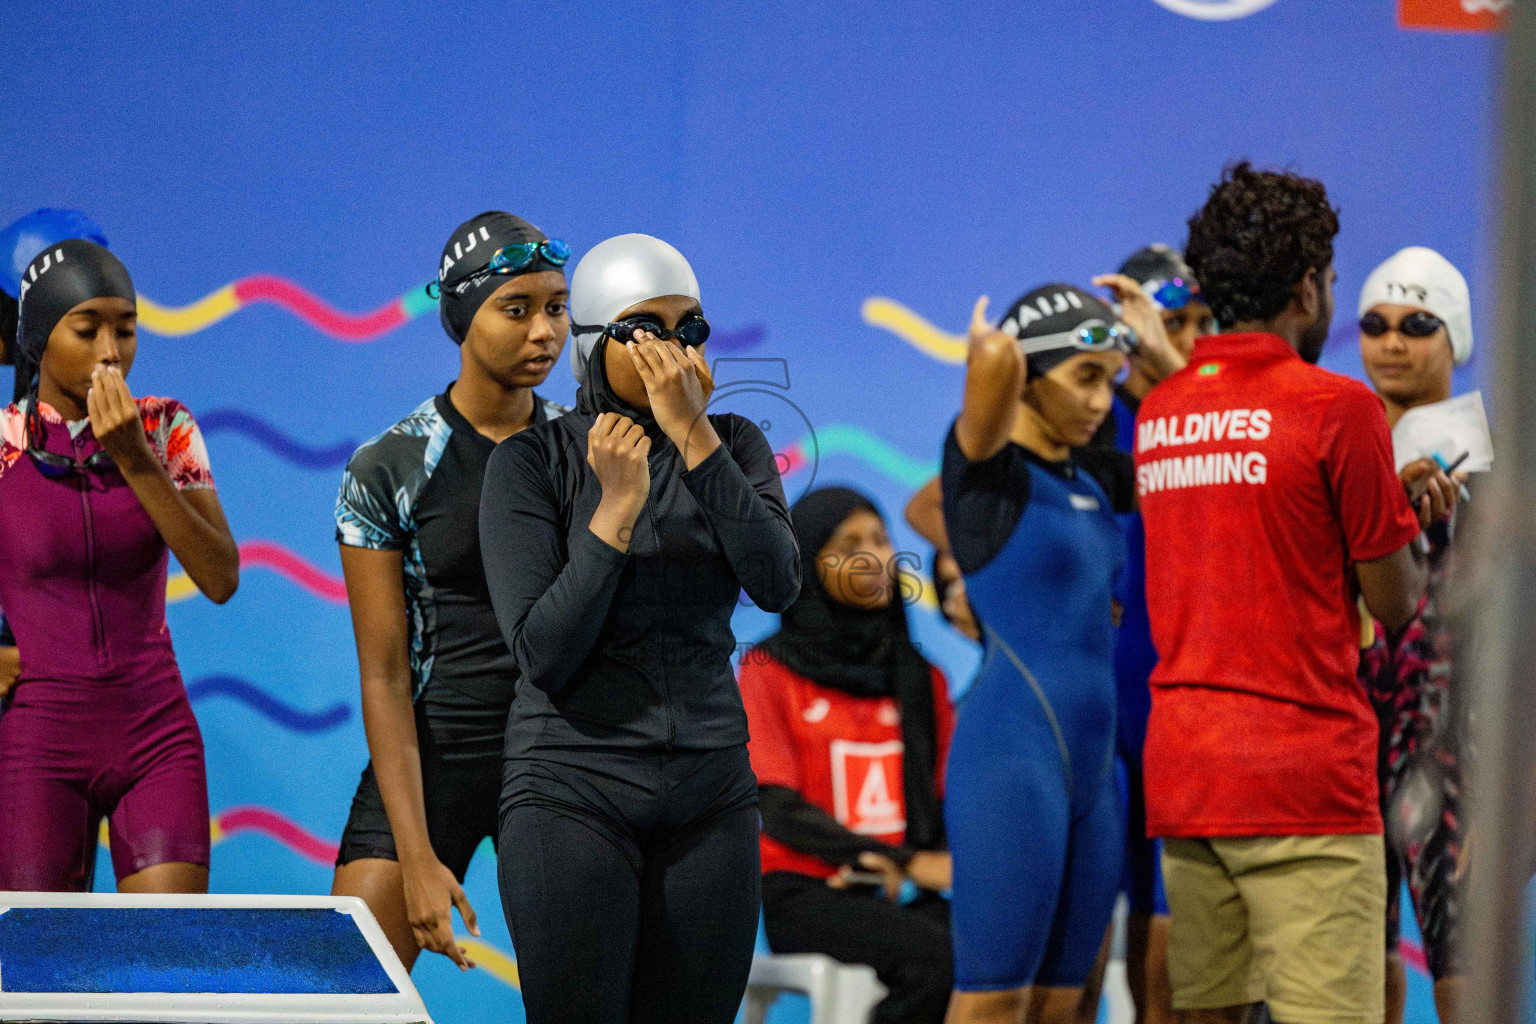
[1391,391,1494,473]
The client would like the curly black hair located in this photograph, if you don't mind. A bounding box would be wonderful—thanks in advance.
[1185,162,1340,328]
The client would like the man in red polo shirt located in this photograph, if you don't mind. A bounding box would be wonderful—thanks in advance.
[1135,163,1455,1024]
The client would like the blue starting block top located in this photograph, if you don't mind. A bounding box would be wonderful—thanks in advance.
[0,894,430,1024]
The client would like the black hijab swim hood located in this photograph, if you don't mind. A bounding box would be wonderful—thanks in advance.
[757,486,946,850]
[15,238,134,405]
[437,211,559,344]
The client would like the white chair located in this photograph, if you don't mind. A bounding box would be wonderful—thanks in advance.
[743,953,888,1024]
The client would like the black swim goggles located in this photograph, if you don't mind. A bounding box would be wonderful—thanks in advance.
[23,403,118,478]
[1360,310,1444,339]
[571,313,712,347]
[27,445,116,479]
[434,239,572,296]
[1017,319,1138,356]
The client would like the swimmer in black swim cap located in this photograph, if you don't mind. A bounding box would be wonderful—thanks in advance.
[331,210,572,975]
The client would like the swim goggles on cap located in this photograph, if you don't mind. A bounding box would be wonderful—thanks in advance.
[1017,319,1138,356]
[1360,310,1443,338]
[572,313,712,347]
[1142,277,1200,311]
[439,239,572,294]
[485,239,571,274]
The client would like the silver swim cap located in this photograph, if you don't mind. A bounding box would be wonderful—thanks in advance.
[569,233,701,386]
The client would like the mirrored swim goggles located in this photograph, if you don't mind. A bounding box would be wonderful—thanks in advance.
[1017,318,1138,356]
[1141,276,1201,311]
[571,313,712,347]
[433,239,572,296]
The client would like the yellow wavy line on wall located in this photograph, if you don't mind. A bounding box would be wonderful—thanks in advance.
[137,287,241,337]
[167,572,200,603]
[860,297,967,364]
[460,937,521,989]
[99,818,231,846]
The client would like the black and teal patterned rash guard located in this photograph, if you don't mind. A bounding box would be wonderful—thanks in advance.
[335,387,568,705]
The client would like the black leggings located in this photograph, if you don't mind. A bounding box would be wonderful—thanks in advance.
[498,745,761,1024]
[762,870,953,1024]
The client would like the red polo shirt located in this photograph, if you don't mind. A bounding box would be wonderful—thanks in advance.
[1134,333,1419,837]
[741,651,954,878]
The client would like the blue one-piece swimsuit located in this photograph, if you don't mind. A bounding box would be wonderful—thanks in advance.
[941,424,1127,990]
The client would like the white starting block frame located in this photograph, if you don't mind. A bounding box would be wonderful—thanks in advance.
[0,892,430,1024]
[743,954,887,1024]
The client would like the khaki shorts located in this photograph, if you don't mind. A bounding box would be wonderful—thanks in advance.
[1162,835,1386,1024]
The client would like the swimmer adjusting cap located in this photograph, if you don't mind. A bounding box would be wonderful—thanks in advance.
[568,234,700,386]
[998,283,1121,378]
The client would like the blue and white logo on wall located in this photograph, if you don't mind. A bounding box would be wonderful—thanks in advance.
[1152,0,1280,19]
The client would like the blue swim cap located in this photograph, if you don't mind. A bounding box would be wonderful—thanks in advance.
[0,208,109,299]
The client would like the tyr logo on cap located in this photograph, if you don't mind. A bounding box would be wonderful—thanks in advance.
[1384,282,1430,304]
[17,248,65,303]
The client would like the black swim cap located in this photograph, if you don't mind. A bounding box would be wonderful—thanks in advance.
[437,212,558,344]
[1119,244,1197,289]
[997,283,1119,378]
[15,238,134,402]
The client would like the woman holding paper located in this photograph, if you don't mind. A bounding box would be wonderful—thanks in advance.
[1356,245,1475,1024]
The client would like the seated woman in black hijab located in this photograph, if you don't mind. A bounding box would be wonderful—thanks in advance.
[740,486,956,1024]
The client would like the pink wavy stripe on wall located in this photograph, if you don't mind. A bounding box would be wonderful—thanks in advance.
[215,806,340,865]
[238,540,348,604]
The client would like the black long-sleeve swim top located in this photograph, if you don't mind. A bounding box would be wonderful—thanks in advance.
[480,410,801,755]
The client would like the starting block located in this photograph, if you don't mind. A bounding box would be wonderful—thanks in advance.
[0,893,430,1024]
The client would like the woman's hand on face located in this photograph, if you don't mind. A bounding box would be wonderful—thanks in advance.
[0,646,18,699]
[905,850,952,892]
[1093,273,1185,383]
[86,366,156,473]
[694,347,716,405]
[587,412,652,508]
[626,335,710,444]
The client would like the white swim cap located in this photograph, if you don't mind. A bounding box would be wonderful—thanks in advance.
[569,233,700,386]
[1358,246,1473,366]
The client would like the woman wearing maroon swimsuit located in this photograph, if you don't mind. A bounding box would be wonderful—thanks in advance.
[0,239,239,893]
